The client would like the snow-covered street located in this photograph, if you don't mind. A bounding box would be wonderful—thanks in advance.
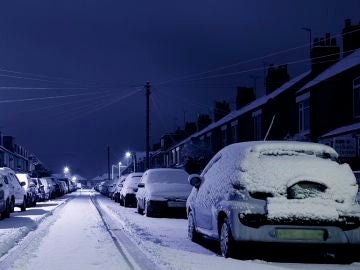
[0,190,359,270]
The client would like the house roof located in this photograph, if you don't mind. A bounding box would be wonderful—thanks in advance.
[320,122,360,138]
[299,49,360,92]
[169,71,310,150]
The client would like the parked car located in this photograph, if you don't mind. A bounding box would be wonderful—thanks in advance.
[0,174,12,219]
[136,169,191,217]
[16,173,37,207]
[119,173,143,207]
[0,168,26,214]
[39,178,52,200]
[31,178,46,201]
[113,175,127,203]
[186,141,360,258]
[354,171,360,203]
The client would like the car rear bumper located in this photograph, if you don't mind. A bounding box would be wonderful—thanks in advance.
[147,200,187,215]
[230,212,360,245]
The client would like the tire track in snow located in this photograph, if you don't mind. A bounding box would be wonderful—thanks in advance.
[90,192,160,270]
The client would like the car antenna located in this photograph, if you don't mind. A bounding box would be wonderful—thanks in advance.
[263,114,276,141]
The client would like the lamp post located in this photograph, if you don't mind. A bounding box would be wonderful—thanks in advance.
[301,27,312,58]
[125,151,137,172]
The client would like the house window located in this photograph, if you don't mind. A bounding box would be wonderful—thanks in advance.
[354,76,360,118]
[297,93,310,133]
[231,120,238,143]
[221,126,227,147]
[252,110,262,140]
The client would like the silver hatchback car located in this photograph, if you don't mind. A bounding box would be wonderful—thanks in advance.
[187,141,360,258]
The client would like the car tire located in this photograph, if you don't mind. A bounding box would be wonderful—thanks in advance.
[0,199,10,219]
[20,197,26,212]
[219,217,235,258]
[119,197,124,206]
[10,198,15,213]
[188,212,200,242]
[144,201,154,217]
[137,201,143,215]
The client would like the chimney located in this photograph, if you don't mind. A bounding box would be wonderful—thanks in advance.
[213,100,230,122]
[236,87,256,109]
[265,64,290,95]
[311,33,340,73]
[342,19,360,57]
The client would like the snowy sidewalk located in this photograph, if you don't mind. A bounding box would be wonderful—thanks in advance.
[8,191,131,270]
[0,195,70,258]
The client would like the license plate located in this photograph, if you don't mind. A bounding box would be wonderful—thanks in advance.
[167,201,185,208]
[275,229,325,241]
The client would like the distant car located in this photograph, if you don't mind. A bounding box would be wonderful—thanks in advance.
[136,169,191,217]
[0,168,26,214]
[16,173,38,207]
[186,141,360,258]
[39,178,52,200]
[119,173,143,207]
[31,178,46,201]
[113,175,127,203]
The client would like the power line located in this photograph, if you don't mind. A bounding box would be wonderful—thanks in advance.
[155,28,360,86]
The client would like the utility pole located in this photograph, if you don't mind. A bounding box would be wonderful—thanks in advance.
[107,145,110,180]
[145,82,151,170]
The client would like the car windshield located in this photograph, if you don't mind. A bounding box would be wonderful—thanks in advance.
[147,170,188,184]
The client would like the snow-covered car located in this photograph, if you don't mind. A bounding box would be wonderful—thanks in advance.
[0,174,12,219]
[16,173,38,207]
[354,171,360,203]
[0,168,27,214]
[136,168,191,217]
[119,173,143,207]
[186,141,360,258]
[31,178,46,201]
[39,178,52,200]
[113,175,127,203]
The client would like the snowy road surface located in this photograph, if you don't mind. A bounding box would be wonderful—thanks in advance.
[0,190,359,270]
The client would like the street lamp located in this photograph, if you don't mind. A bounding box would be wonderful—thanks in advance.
[64,166,70,174]
[125,151,137,172]
[72,176,77,182]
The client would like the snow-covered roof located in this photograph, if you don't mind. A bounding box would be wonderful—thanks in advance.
[299,49,360,92]
[320,122,360,138]
[170,71,310,149]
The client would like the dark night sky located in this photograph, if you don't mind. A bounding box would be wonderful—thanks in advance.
[0,0,359,178]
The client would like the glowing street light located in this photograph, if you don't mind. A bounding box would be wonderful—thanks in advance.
[63,166,70,174]
[125,151,137,172]
[72,176,77,182]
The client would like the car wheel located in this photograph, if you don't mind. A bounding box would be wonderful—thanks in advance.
[137,201,143,215]
[119,197,124,206]
[220,218,235,258]
[144,201,154,217]
[10,198,15,213]
[188,212,200,242]
[20,197,26,212]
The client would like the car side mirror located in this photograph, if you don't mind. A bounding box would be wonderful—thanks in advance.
[138,183,145,188]
[188,174,203,189]
[20,182,26,187]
